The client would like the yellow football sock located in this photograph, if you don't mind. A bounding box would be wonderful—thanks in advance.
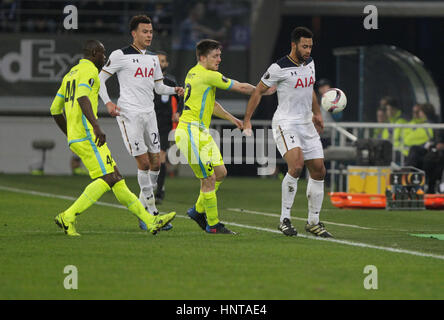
[203,190,219,226]
[112,179,154,225]
[195,181,222,213]
[64,178,110,222]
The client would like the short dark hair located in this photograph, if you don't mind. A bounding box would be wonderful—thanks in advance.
[291,27,313,43]
[130,15,152,32]
[419,103,437,121]
[382,96,398,109]
[196,39,222,60]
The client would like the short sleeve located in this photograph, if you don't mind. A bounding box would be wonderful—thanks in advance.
[154,56,163,81]
[206,71,233,90]
[260,63,282,87]
[50,81,66,115]
[77,67,97,98]
[101,50,124,75]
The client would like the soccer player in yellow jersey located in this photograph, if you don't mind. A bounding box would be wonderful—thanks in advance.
[176,39,274,234]
[50,40,176,236]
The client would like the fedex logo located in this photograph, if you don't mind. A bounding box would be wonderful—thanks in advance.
[134,67,154,78]
[0,39,81,83]
[294,76,314,88]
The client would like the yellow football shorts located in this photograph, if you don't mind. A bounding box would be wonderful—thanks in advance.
[69,138,115,179]
[175,122,223,179]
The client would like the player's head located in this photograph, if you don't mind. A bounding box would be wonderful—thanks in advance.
[156,50,169,73]
[83,40,106,70]
[290,27,313,63]
[130,15,153,49]
[196,39,222,71]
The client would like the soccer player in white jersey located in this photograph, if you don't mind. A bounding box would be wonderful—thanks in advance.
[98,15,184,231]
[243,27,332,238]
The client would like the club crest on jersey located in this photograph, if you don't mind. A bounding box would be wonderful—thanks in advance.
[294,76,314,88]
[134,67,154,78]
[88,78,94,87]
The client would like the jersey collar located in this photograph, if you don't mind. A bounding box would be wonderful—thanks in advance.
[287,55,301,66]
[131,44,146,54]
[79,58,98,71]
[287,55,311,67]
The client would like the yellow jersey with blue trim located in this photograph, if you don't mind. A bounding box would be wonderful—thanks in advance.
[179,63,233,129]
[50,59,100,145]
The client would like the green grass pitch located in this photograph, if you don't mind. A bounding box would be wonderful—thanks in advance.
[1,173,444,299]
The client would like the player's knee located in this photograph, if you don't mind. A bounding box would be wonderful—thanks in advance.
[101,171,122,188]
[151,162,160,171]
[288,167,303,178]
[201,174,216,190]
[138,162,150,171]
[311,166,326,180]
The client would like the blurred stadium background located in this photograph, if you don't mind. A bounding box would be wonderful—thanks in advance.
[0,0,443,179]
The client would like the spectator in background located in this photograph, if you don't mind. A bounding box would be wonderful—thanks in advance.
[382,96,407,154]
[423,129,444,193]
[372,106,388,139]
[176,1,230,50]
[176,2,206,50]
[0,0,18,32]
[404,103,436,168]
[21,0,57,33]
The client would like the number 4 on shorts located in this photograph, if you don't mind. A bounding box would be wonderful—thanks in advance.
[106,155,113,166]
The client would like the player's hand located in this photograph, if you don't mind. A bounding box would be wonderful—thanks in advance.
[175,87,184,97]
[93,125,106,147]
[232,118,243,130]
[106,102,120,117]
[173,112,180,122]
[264,86,277,96]
[312,113,324,134]
[242,120,253,136]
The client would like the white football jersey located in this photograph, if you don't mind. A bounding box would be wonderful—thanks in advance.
[261,55,315,124]
[101,45,163,114]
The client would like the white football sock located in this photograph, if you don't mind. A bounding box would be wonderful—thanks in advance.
[307,177,324,225]
[281,173,299,223]
[149,170,160,191]
[137,169,157,215]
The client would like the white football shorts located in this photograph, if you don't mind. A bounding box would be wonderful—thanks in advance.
[116,111,160,156]
[272,120,324,160]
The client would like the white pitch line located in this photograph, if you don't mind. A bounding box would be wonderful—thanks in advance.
[1,185,444,261]
[227,208,374,230]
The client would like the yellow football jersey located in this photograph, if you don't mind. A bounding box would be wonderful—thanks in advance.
[179,63,233,129]
[50,59,100,145]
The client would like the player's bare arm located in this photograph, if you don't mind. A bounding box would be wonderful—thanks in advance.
[99,70,121,117]
[77,95,106,147]
[154,79,184,97]
[312,90,324,134]
[213,100,243,129]
[229,81,256,95]
[242,81,270,136]
[52,114,67,136]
